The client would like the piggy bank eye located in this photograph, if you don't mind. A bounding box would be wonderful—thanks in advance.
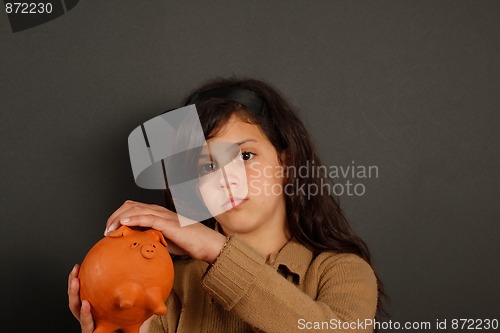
[130,242,139,249]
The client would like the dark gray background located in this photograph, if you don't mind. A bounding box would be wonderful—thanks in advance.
[1,1,499,332]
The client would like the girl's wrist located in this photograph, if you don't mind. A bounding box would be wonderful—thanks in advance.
[206,234,230,264]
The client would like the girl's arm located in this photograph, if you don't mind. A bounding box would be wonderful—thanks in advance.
[104,201,377,333]
[201,235,378,333]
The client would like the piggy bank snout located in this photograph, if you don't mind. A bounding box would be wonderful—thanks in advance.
[140,243,157,259]
[130,240,158,259]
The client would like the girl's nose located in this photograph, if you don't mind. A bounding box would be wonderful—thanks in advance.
[218,160,243,188]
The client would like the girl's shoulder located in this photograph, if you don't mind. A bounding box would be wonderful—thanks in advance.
[271,238,375,281]
[311,251,375,277]
[307,251,377,291]
[313,250,372,266]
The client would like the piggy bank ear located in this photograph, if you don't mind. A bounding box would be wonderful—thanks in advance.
[108,225,133,238]
[145,229,168,247]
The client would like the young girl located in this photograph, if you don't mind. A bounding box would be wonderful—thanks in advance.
[68,78,385,332]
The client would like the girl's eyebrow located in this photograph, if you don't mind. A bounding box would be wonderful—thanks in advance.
[236,139,258,146]
[198,139,258,159]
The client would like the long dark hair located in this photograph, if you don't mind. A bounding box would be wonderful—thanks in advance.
[163,77,387,316]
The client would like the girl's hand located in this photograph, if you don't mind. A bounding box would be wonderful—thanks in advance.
[67,265,95,333]
[105,200,227,264]
[68,265,153,333]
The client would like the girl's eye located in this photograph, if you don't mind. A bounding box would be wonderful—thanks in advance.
[238,152,255,161]
[199,161,218,175]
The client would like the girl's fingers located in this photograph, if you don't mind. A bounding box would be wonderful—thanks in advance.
[102,200,222,262]
[80,300,95,333]
[68,277,81,320]
[105,200,134,225]
[105,200,154,233]
[105,200,138,234]
[67,264,79,294]
[105,201,176,235]
[120,214,178,232]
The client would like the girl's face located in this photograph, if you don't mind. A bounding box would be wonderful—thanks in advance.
[198,114,288,239]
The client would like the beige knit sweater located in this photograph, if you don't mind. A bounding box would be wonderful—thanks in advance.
[147,235,377,333]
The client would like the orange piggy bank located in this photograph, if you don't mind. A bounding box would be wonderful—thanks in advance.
[79,225,174,333]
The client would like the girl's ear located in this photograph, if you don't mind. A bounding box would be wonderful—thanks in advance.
[278,150,288,166]
[278,150,290,184]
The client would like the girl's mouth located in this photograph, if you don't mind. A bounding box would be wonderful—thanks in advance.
[222,197,248,210]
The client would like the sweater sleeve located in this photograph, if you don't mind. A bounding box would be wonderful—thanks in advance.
[201,235,378,333]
